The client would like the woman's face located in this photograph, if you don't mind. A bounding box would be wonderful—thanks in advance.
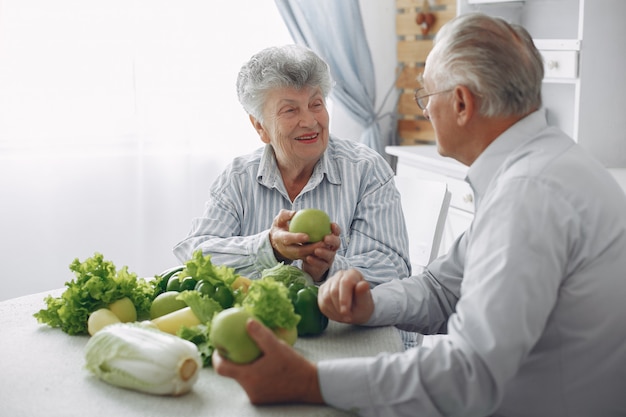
[254,85,329,172]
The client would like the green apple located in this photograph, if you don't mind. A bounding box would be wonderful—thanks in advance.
[289,209,331,243]
[149,291,187,319]
[209,307,261,364]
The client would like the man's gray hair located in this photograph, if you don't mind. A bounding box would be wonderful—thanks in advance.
[429,13,544,117]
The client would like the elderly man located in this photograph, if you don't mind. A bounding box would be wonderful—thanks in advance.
[212,13,626,417]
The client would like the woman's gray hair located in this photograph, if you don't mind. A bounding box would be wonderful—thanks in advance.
[236,44,333,122]
[429,13,544,117]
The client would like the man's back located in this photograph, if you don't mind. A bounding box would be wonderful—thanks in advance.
[488,124,626,416]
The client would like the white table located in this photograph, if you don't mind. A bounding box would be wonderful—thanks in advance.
[0,289,403,417]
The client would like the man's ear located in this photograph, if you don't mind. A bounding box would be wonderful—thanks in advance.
[454,85,475,126]
[250,115,270,144]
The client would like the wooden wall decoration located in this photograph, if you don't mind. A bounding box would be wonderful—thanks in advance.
[395,0,456,145]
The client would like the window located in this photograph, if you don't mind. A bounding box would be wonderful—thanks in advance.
[0,0,292,159]
[0,1,293,301]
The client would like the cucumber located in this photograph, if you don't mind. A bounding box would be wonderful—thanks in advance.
[155,265,185,292]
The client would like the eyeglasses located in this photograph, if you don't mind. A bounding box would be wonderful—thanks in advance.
[414,88,453,110]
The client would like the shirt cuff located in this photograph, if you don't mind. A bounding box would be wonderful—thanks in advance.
[365,281,406,327]
[255,231,283,272]
[317,356,377,414]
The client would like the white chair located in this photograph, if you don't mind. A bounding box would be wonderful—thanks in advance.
[394,175,451,274]
[393,175,451,349]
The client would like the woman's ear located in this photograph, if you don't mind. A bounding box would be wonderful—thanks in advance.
[453,85,475,126]
[250,115,270,144]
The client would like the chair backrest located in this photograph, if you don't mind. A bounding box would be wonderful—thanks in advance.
[394,176,451,273]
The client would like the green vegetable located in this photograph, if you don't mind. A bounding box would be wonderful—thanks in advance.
[177,290,222,324]
[84,323,202,396]
[261,262,314,288]
[174,251,238,309]
[166,274,182,292]
[242,278,300,331]
[179,276,197,291]
[34,253,155,335]
[194,280,214,296]
[293,285,329,336]
[178,324,213,367]
[184,250,238,287]
[153,265,185,295]
[260,263,328,337]
[175,290,223,367]
[212,284,234,309]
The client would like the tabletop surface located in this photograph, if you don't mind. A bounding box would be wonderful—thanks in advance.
[0,289,404,417]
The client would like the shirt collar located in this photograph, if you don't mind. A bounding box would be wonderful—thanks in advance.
[466,109,549,205]
[256,137,341,190]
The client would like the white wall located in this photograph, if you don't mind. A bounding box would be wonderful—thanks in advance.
[0,1,396,301]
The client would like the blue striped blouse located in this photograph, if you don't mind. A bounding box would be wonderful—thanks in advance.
[173,136,411,285]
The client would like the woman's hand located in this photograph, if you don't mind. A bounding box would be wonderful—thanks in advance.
[212,319,324,405]
[269,209,309,262]
[318,269,374,324]
[301,222,340,282]
[269,209,340,282]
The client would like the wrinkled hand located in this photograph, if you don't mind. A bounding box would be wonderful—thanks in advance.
[269,209,307,262]
[301,222,341,282]
[318,269,374,324]
[269,209,341,282]
[212,319,324,405]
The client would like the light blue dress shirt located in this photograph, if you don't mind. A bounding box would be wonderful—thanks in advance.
[173,136,411,285]
[318,111,626,416]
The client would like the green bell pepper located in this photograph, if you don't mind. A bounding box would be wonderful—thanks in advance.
[293,285,329,336]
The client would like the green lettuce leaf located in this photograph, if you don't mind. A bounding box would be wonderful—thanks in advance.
[33,253,155,335]
[177,290,222,323]
[242,278,300,330]
[261,262,314,288]
[177,324,213,368]
[175,290,222,368]
[182,250,238,287]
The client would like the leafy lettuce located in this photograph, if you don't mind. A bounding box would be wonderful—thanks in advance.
[33,253,154,335]
[242,277,300,330]
[182,250,238,287]
[261,262,314,287]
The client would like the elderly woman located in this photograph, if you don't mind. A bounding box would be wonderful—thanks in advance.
[174,44,410,285]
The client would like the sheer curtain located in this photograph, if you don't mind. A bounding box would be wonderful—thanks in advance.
[274,0,388,155]
[0,1,292,301]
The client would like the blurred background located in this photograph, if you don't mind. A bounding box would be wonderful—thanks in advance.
[0,0,397,300]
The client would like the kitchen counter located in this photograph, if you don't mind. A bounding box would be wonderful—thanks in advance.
[0,289,403,417]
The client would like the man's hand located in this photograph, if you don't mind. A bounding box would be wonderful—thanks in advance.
[318,269,374,324]
[269,209,341,282]
[212,319,324,405]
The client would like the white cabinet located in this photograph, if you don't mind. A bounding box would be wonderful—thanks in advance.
[457,0,626,169]
[386,145,473,256]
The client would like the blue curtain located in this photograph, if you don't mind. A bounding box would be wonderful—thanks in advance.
[274,0,385,155]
